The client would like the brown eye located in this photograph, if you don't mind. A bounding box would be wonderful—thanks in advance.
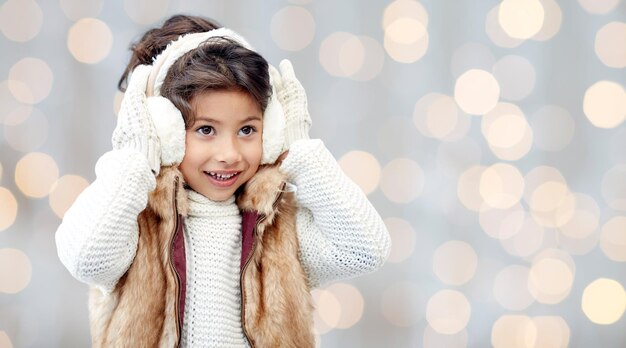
[197,126,214,135]
[239,126,255,136]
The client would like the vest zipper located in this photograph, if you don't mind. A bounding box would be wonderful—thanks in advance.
[240,213,264,348]
[240,184,287,347]
[168,177,182,347]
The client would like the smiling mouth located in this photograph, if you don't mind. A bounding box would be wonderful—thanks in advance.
[204,171,241,181]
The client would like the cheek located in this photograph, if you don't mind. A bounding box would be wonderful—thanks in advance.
[246,140,263,167]
[179,135,202,170]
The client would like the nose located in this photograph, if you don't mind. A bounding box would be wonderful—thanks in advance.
[214,134,242,164]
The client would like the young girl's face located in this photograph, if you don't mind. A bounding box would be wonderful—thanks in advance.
[179,89,263,201]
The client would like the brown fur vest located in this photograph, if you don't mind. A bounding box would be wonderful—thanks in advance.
[88,164,315,347]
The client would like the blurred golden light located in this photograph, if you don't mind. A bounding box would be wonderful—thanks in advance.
[0,248,32,294]
[426,95,463,139]
[558,230,600,256]
[319,32,384,79]
[486,5,524,48]
[458,166,487,212]
[414,93,441,136]
[123,0,168,25]
[454,69,500,115]
[426,290,471,334]
[532,0,562,41]
[433,240,477,285]
[528,181,575,228]
[482,103,533,160]
[602,165,626,211]
[414,93,469,141]
[381,282,422,327]
[384,23,429,63]
[450,42,496,78]
[492,55,536,101]
[523,166,567,202]
[530,181,569,213]
[0,0,42,42]
[582,278,626,324]
[436,138,482,178]
[311,289,340,334]
[595,22,626,68]
[349,36,385,81]
[578,0,621,14]
[380,158,424,203]
[60,0,103,21]
[49,175,90,219]
[382,0,429,30]
[524,166,576,228]
[600,216,626,262]
[559,193,600,239]
[14,152,59,198]
[337,35,365,77]
[479,203,526,239]
[67,18,113,64]
[384,217,416,263]
[8,58,53,104]
[0,81,28,125]
[583,80,626,128]
[486,113,526,148]
[498,0,545,39]
[491,315,536,348]
[528,258,574,304]
[533,316,570,347]
[531,105,575,151]
[325,283,364,329]
[0,187,18,232]
[4,107,47,152]
[423,325,468,348]
[4,104,33,126]
[385,17,426,44]
[500,216,544,258]
[338,151,381,195]
[0,331,12,348]
[271,6,315,51]
[479,163,524,209]
[493,265,534,310]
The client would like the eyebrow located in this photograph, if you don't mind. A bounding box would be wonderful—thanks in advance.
[194,115,262,125]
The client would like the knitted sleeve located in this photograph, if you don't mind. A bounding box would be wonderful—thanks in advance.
[55,149,156,292]
[279,139,391,288]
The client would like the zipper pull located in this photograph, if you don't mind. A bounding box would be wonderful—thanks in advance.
[283,182,297,193]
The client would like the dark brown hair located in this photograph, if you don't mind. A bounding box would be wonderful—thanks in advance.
[119,14,271,128]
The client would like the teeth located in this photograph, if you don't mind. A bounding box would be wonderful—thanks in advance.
[208,172,237,180]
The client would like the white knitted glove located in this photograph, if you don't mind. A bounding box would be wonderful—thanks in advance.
[111,64,161,175]
[269,59,311,148]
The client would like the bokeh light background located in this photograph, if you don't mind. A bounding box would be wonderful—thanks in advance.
[1,0,626,347]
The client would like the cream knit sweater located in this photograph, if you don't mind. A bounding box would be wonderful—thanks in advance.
[56,139,390,347]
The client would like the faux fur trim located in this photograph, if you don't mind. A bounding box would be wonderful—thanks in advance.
[147,97,186,167]
[89,167,185,347]
[237,164,287,224]
[237,164,315,347]
[148,165,189,218]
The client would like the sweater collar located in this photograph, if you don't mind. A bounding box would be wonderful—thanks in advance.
[186,189,239,217]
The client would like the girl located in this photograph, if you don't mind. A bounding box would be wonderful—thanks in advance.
[56,14,390,348]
